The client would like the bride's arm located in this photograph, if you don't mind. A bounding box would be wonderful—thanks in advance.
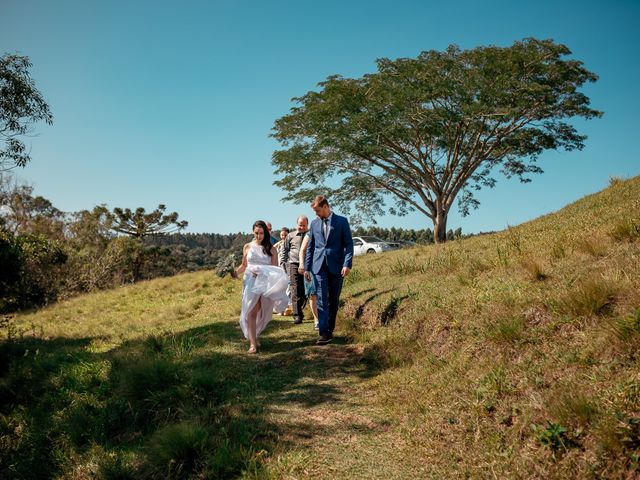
[271,246,278,266]
[232,244,250,278]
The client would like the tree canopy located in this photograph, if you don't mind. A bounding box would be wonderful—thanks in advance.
[111,204,188,282]
[0,54,53,171]
[271,38,602,242]
[111,204,188,238]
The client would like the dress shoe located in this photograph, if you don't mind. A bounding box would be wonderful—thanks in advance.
[316,335,332,345]
[293,318,302,324]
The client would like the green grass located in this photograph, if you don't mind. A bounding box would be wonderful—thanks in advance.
[2,176,640,479]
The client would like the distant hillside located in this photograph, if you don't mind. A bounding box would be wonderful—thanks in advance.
[3,176,639,479]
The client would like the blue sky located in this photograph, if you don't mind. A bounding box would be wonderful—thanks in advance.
[2,0,638,235]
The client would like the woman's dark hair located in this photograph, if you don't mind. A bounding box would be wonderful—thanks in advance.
[253,220,273,256]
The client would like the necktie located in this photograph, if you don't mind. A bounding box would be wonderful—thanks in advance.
[323,218,329,240]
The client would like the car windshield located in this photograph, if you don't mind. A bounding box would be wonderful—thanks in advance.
[360,236,385,243]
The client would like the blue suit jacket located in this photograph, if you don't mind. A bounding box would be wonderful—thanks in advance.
[304,213,354,275]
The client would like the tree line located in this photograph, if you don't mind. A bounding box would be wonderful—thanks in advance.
[0,179,191,312]
[1,178,463,313]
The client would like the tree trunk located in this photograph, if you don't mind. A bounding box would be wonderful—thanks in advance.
[132,239,143,282]
[434,209,448,244]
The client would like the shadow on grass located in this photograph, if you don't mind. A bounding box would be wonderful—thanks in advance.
[353,289,395,320]
[349,287,377,298]
[0,315,384,479]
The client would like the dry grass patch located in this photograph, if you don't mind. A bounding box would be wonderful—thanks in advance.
[560,275,619,317]
[520,256,549,281]
[485,315,526,344]
[549,388,600,429]
[575,233,610,258]
[610,217,640,242]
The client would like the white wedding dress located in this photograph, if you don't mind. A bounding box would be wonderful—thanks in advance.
[239,244,289,339]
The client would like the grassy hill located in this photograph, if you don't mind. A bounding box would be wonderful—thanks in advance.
[2,177,639,479]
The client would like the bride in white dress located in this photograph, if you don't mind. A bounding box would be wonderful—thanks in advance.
[233,220,289,353]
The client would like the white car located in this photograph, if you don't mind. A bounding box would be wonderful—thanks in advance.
[352,236,394,256]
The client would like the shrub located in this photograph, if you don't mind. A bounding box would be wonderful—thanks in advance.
[0,233,67,311]
[0,233,23,311]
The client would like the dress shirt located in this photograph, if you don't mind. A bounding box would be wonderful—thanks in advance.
[279,230,306,266]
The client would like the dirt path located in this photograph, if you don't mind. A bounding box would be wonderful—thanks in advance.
[246,321,419,479]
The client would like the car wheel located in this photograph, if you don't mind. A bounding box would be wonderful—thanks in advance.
[366,248,376,254]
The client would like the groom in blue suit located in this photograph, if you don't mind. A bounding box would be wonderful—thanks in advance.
[304,195,354,345]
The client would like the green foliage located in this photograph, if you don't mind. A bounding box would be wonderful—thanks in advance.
[0,232,67,311]
[535,422,573,455]
[0,231,22,305]
[110,204,188,282]
[0,183,66,238]
[214,253,237,278]
[272,38,601,242]
[111,204,188,238]
[352,225,436,244]
[0,53,53,170]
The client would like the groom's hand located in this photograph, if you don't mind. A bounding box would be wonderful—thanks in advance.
[304,271,311,281]
[341,267,351,278]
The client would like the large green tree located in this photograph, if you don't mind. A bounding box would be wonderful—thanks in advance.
[0,182,66,240]
[111,204,188,238]
[111,204,188,281]
[1,54,53,171]
[272,38,602,242]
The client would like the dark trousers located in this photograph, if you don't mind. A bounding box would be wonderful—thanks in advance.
[288,263,306,321]
[314,264,343,336]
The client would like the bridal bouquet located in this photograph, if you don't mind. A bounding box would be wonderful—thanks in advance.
[215,253,237,278]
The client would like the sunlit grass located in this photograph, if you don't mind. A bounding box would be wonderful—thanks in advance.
[2,176,640,479]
